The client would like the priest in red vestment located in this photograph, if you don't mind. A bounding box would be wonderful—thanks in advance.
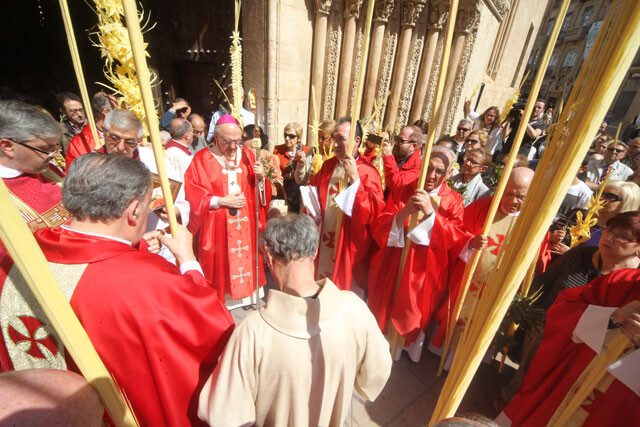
[380,125,423,204]
[367,145,482,361]
[65,92,113,166]
[500,269,640,426]
[0,100,69,262]
[1,153,234,427]
[184,114,271,306]
[300,117,385,291]
[429,167,551,366]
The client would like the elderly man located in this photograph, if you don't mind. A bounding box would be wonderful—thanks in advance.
[430,167,551,366]
[187,113,208,154]
[0,153,234,426]
[165,118,194,178]
[300,117,385,291]
[184,114,270,308]
[56,92,86,156]
[381,125,423,203]
[451,118,473,152]
[198,214,392,427]
[65,92,113,165]
[367,145,479,361]
[623,136,640,168]
[584,140,634,190]
[0,101,69,254]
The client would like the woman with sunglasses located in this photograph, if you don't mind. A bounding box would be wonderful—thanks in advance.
[456,129,488,165]
[498,210,640,409]
[274,122,309,212]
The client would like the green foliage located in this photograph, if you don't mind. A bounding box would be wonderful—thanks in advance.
[492,287,546,353]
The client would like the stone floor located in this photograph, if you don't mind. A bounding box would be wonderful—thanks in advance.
[229,287,516,427]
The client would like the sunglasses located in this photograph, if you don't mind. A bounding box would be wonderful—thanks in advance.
[602,192,622,202]
[284,133,298,140]
[465,139,480,144]
[607,147,625,153]
[457,127,470,132]
[394,136,412,145]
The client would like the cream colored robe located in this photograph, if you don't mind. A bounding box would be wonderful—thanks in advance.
[198,279,392,426]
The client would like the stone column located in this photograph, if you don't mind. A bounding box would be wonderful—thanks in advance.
[309,1,333,122]
[434,0,479,137]
[385,0,426,129]
[362,1,395,118]
[409,0,449,123]
[336,0,364,118]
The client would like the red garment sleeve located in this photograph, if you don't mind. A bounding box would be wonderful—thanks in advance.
[353,163,385,225]
[183,156,215,235]
[382,152,421,196]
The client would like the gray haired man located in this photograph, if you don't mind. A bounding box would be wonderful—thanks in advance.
[199,213,392,427]
[1,153,234,425]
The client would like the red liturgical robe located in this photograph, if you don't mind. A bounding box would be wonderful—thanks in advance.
[504,269,640,426]
[65,123,101,166]
[382,150,422,204]
[0,227,234,427]
[184,146,271,299]
[308,156,385,290]
[367,182,468,342]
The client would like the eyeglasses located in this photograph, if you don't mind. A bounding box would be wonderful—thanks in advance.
[457,127,470,132]
[394,136,412,145]
[221,138,242,145]
[106,132,138,148]
[427,165,447,177]
[607,147,625,153]
[465,139,480,144]
[284,133,298,140]
[14,140,59,158]
[601,192,622,202]
[602,228,637,243]
[464,157,483,167]
[66,108,85,114]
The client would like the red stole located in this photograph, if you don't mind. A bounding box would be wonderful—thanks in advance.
[165,139,192,156]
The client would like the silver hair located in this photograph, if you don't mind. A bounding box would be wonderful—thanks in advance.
[260,214,319,263]
[63,153,151,221]
[159,130,171,144]
[458,118,473,127]
[104,110,143,140]
[169,118,192,140]
[432,145,456,170]
[91,93,112,116]
[0,100,61,143]
[605,180,640,213]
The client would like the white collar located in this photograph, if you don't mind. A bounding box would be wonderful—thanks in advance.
[429,184,442,196]
[61,225,132,246]
[0,164,22,178]
[498,207,520,217]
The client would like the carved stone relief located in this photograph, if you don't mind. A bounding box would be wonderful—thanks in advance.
[374,0,395,23]
[345,0,364,18]
[427,0,450,30]
[323,1,344,119]
[314,0,333,14]
[398,6,428,126]
[376,17,400,122]
[400,0,427,27]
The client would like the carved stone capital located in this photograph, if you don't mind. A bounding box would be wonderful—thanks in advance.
[345,0,364,18]
[374,0,395,23]
[313,0,333,15]
[484,0,510,21]
[401,0,427,27]
[455,1,481,35]
[426,0,450,30]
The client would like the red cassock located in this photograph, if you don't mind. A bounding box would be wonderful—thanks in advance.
[65,123,97,166]
[309,156,385,290]
[382,150,422,204]
[0,227,234,427]
[367,182,468,342]
[184,147,271,300]
[504,269,640,426]
[431,196,552,347]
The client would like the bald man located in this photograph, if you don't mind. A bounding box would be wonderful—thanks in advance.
[0,370,103,426]
[165,118,194,178]
[368,146,485,362]
[187,114,207,154]
[430,167,551,367]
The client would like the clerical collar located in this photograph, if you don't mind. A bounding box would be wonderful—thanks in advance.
[498,207,520,217]
[429,184,442,196]
[61,225,132,246]
[209,144,242,170]
[0,164,22,179]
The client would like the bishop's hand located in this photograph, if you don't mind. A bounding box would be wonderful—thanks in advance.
[220,192,246,209]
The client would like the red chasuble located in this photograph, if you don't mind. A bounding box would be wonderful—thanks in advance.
[504,269,640,426]
[382,150,421,204]
[0,227,234,427]
[184,146,271,300]
[367,182,468,342]
[309,156,385,290]
[65,123,101,166]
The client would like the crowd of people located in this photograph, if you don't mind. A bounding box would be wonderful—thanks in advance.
[0,86,639,426]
